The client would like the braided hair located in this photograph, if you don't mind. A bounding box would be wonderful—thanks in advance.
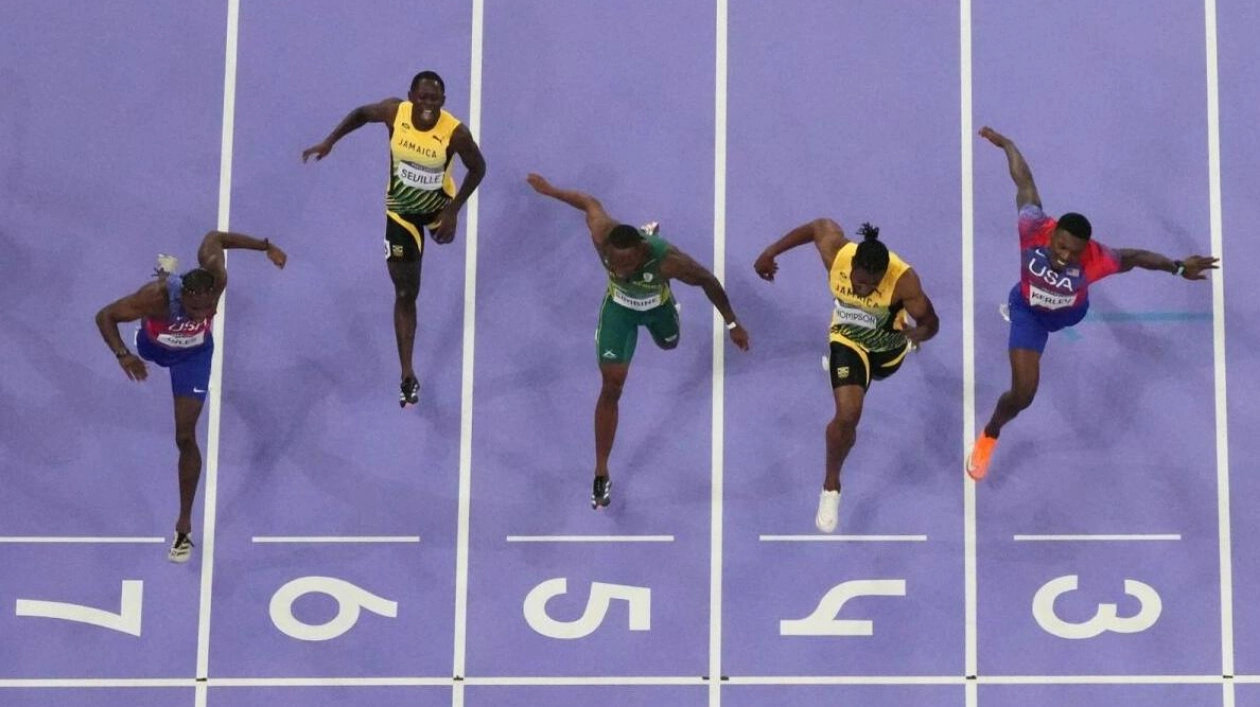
[852,222,889,274]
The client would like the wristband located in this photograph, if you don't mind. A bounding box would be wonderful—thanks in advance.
[1172,260,1185,277]
[726,320,738,330]
[114,348,131,359]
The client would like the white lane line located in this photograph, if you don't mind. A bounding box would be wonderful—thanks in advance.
[759,535,928,542]
[0,537,166,544]
[251,536,420,543]
[1013,534,1182,542]
[506,535,674,543]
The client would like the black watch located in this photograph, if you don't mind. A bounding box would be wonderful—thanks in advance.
[1172,260,1185,276]
[114,348,131,358]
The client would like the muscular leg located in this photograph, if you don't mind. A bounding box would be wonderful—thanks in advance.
[173,395,206,535]
[595,363,629,477]
[983,348,1040,438]
[386,259,422,381]
[824,384,866,491]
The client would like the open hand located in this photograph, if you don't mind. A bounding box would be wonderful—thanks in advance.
[301,142,332,163]
[119,354,148,382]
[1181,255,1220,280]
[729,323,750,351]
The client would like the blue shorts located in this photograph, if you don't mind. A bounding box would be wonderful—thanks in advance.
[1006,284,1088,354]
[135,330,214,401]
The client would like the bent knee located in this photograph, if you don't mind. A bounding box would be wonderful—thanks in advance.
[829,412,861,433]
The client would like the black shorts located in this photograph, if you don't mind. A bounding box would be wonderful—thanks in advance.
[384,210,442,262]
[829,339,910,390]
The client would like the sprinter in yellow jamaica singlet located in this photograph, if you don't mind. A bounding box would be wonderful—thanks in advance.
[303,71,486,408]
[528,173,751,510]
[755,219,940,534]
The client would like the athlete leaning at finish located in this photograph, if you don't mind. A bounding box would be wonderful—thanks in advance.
[756,219,939,532]
[966,126,1219,481]
[302,70,486,407]
[96,230,287,562]
[527,172,750,509]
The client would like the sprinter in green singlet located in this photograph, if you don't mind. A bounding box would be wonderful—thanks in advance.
[527,173,750,509]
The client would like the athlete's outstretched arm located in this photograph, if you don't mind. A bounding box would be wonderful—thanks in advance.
[979,126,1041,210]
[754,218,848,281]
[526,173,617,246]
[302,98,400,162]
[660,248,750,351]
[431,124,488,244]
[1114,248,1219,279]
[197,230,288,295]
[892,269,940,345]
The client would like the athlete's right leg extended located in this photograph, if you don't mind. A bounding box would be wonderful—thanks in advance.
[985,348,1041,438]
[817,340,874,533]
[968,296,1051,480]
[385,212,426,407]
[592,297,640,509]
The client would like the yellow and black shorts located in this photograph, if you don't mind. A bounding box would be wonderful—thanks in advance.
[829,337,910,390]
[384,210,442,262]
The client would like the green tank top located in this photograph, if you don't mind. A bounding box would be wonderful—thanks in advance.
[603,233,673,311]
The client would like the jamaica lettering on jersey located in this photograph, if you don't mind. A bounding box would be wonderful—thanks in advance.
[386,103,459,214]
[602,231,673,311]
[828,242,910,353]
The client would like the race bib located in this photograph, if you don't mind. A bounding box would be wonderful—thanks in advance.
[1028,286,1078,310]
[612,289,663,311]
[396,161,444,190]
[833,301,878,329]
[155,330,207,349]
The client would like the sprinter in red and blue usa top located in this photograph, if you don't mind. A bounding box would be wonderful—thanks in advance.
[965,126,1219,482]
[96,230,287,562]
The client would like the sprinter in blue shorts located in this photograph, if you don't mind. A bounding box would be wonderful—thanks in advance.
[967,127,1219,482]
[96,230,286,562]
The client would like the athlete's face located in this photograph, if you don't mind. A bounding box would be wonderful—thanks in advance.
[182,290,217,321]
[605,244,648,280]
[408,80,445,128]
[1048,229,1089,272]
[850,267,883,298]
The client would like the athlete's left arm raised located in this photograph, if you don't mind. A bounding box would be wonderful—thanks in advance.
[197,230,288,295]
[894,269,939,345]
[432,124,487,244]
[661,248,750,351]
[1114,248,1218,280]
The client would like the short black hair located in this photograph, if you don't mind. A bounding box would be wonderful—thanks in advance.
[1057,212,1092,240]
[410,70,445,94]
[181,268,216,295]
[608,224,646,250]
[852,222,889,274]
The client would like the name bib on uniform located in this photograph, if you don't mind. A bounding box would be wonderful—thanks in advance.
[396,161,444,190]
[833,300,878,329]
[612,289,663,311]
[155,330,207,349]
[1028,286,1078,310]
